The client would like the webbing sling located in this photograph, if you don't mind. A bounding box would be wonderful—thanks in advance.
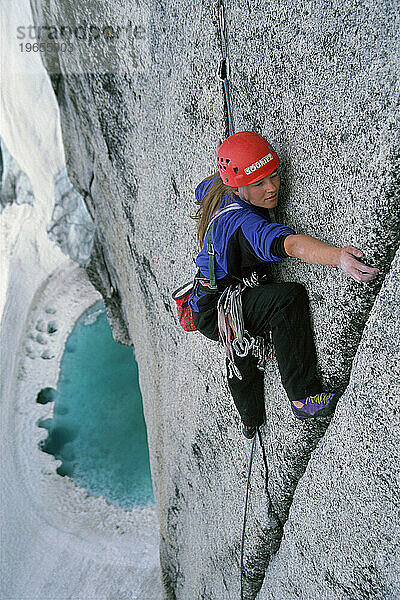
[207,224,216,286]
[204,202,243,287]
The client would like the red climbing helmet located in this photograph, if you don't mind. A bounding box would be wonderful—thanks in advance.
[217,131,280,187]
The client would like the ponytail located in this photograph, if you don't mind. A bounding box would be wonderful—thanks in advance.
[192,172,236,247]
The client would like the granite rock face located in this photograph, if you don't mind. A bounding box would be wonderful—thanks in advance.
[30,0,399,598]
[260,249,400,600]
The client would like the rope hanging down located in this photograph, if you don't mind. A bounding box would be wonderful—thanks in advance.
[240,428,282,600]
[240,433,256,599]
[216,0,235,136]
[214,3,283,599]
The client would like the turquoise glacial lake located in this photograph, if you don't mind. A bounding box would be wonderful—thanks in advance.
[38,300,154,509]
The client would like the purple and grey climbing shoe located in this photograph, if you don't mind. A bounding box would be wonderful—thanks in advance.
[290,392,339,420]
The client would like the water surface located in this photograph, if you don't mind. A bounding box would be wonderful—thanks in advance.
[39,300,154,509]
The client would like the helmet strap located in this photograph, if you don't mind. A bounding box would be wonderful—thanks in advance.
[238,187,250,204]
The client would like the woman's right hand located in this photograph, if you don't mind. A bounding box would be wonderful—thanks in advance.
[339,246,380,283]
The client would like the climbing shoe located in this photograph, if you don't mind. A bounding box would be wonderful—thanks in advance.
[290,392,339,420]
[242,423,257,439]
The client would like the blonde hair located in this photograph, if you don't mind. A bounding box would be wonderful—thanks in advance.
[192,172,237,247]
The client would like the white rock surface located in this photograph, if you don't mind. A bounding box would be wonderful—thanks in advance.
[0,0,161,597]
[1,263,161,600]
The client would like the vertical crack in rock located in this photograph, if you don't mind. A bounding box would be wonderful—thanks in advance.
[258,249,400,599]
[160,483,187,599]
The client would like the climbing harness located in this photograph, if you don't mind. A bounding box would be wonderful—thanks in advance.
[209,209,276,380]
[214,204,277,374]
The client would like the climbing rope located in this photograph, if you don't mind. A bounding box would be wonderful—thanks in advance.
[240,432,256,600]
[240,428,282,600]
[216,0,235,136]
[214,3,282,597]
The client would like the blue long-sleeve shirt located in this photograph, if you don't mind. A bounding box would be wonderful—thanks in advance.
[188,176,296,312]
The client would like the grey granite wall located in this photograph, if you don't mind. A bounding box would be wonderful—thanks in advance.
[260,248,400,599]
[30,0,399,597]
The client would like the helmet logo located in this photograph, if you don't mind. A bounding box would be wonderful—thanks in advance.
[244,153,273,175]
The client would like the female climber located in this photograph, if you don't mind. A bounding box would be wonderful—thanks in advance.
[188,131,379,438]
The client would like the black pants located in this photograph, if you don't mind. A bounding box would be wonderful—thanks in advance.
[193,282,322,427]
